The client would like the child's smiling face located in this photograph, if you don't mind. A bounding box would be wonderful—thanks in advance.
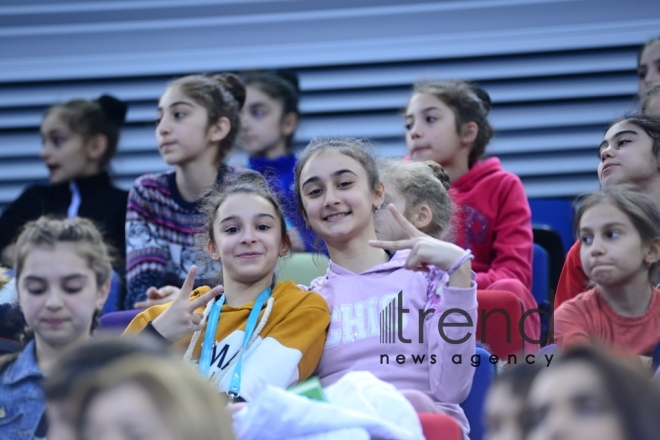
[208,193,288,286]
[299,149,383,246]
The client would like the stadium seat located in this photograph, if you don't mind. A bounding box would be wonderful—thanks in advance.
[98,309,141,332]
[532,244,550,306]
[529,198,574,255]
[277,252,329,285]
[101,270,122,315]
[418,413,462,440]
[533,225,567,300]
[476,290,524,358]
[460,346,497,440]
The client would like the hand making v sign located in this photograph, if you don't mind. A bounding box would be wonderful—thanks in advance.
[369,203,473,288]
[151,265,224,342]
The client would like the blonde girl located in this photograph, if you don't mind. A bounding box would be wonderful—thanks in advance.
[0,217,112,440]
[126,73,244,310]
[375,159,453,243]
[125,172,330,403]
[294,137,477,439]
[70,355,234,440]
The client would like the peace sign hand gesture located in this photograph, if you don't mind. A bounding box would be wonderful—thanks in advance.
[151,265,224,342]
[369,204,472,287]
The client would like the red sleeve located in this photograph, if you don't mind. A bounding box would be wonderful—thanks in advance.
[554,240,590,310]
[553,299,592,349]
[475,175,533,289]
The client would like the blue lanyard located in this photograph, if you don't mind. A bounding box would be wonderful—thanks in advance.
[199,287,272,400]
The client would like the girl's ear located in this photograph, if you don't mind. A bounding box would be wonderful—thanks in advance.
[209,117,231,143]
[372,181,386,211]
[411,204,433,231]
[96,279,111,310]
[85,134,108,162]
[459,122,478,148]
[206,240,220,261]
[279,237,291,257]
[281,112,299,138]
[644,237,660,265]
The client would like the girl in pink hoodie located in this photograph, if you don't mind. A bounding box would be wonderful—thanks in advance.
[294,137,477,438]
[405,80,538,351]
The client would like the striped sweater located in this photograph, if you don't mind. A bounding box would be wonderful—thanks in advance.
[125,166,235,309]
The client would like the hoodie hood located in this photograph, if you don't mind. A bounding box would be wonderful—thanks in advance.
[451,157,503,193]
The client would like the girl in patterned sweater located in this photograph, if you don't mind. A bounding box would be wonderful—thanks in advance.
[125,74,244,309]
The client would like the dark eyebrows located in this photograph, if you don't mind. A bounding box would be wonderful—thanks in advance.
[301,176,320,188]
[219,215,238,224]
[220,213,276,224]
[301,169,358,188]
[256,213,275,220]
[157,101,195,112]
[333,169,358,179]
[405,106,442,119]
[599,129,639,151]
[579,221,627,232]
[22,275,45,283]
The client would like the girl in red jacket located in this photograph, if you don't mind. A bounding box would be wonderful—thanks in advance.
[404,80,538,350]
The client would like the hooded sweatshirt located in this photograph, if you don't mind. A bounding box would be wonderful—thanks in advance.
[307,250,477,437]
[124,280,330,402]
[451,158,533,290]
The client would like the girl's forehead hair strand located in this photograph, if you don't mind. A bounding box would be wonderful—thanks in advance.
[14,217,113,287]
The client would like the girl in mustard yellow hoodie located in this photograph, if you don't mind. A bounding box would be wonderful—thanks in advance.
[124,172,329,403]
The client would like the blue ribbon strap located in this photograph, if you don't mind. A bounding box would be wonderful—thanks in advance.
[199,287,272,400]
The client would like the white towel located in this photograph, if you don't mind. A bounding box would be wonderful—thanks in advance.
[233,371,424,440]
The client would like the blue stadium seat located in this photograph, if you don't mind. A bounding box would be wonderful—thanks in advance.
[529,198,574,255]
[101,270,122,315]
[460,346,497,440]
[532,244,550,306]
